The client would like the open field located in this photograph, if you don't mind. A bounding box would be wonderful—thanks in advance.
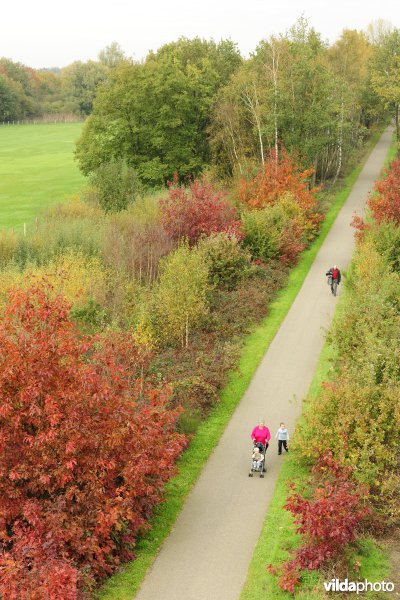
[0,123,85,229]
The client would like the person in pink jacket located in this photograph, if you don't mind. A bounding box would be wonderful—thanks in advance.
[251,420,271,451]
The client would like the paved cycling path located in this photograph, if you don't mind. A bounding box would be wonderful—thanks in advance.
[135,127,393,600]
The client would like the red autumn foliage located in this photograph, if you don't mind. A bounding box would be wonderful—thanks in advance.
[369,158,400,225]
[160,176,242,246]
[350,213,370,241]
[279,221,307,265]
[0,284,186,599]
[239,148,321,225]
[269,453,369,593]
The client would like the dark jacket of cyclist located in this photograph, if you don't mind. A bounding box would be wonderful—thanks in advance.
[325,265,341,284]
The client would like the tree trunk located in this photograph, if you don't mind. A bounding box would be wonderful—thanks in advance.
[311,155,318,187]
[333,101,344,185]
[271,43,279,167]
[242,84,264,165]
[227,116,243,174]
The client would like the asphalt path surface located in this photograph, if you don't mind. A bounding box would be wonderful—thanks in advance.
[135,126,394,600]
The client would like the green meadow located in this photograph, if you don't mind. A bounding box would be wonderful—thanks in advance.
[0,123,85,229]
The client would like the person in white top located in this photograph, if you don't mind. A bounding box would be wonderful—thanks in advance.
[275,423,289,455]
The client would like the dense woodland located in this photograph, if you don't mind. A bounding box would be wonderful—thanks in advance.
[0,18,399,599]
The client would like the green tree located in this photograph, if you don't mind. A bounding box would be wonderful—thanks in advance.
[0,74,22,120]
[61,60,107,115]
[88,158,143,212]
[155,243,209,347]
[198,233,251,288]
[76,38,242,184]
[211,18,386,183]
[0,58,36,118]
[98,42,127,68]
[327,29,374,181]
[211,19,338,180]
[370,28,400,143]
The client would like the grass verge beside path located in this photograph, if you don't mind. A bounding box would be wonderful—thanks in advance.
[0,122,85,229]
[97,128,389,600]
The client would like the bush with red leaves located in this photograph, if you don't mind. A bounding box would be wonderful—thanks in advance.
[369,158,400,225]
[268,453,370,593]
[160,177,242,246]
[0,284,186,599]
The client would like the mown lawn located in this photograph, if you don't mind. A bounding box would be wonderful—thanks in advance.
[0,123,85,229]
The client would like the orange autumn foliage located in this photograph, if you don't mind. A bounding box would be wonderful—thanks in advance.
[239,148,321,228]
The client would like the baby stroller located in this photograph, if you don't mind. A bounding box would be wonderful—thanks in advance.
[249,442,266,478]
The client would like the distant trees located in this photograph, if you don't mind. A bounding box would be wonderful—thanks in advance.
[98,41,127,68]
[0,46,128,121]
[60,60,108,115]
[0,74,24,120]
[0,58,37,119]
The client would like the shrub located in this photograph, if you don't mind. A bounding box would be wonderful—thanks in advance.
[242,206,282,261]
[198,232,251,287]
[155,243,210,347]
[369,158,400,225]
[242,195,307,265]
[89,159,143,212]
[0,284,186,598]
[0,250,108,311]
[160,177,242,245]
[239,147,321,231]
[269,453,370,593]
[102,219,173,283]
[6,200,105,271]
[372,221,400,273]
[71,299,110,332]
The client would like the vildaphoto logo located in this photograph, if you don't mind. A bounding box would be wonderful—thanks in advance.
[324,579,395,594]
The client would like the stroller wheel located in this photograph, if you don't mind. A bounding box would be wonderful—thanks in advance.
[248,472,253,477]
[260,473,264,478]
[263,468,266,472]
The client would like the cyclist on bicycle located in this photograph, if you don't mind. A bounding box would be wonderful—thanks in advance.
[325,265,341,295]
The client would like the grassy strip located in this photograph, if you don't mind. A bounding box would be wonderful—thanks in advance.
[97,128,388,600]
[385,134,398,166]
